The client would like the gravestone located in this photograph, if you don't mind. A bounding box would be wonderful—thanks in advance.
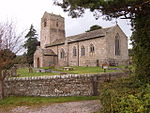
[29,65,33,73]
[10,66,17,77]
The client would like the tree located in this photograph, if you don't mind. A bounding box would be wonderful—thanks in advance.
[128,49,133,57]
[54,0,150,82]
[0,21,23,71]
[0,21,23,99]
[86,25,102,32]
[14,53,27,65]
[24,25,38,65]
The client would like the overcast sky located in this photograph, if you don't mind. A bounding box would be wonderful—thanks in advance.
[0,0,132,47]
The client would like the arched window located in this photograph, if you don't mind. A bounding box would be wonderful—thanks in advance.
[73,46,77,56]
[56,21,58,27]
[37,58,40,68]
[60,48,65,58]
[81,46,85,56]
[90,44,95,53]
[115,34,120,55]
[44,19,47,27]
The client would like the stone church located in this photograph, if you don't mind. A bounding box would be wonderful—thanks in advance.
[34,12,129,68]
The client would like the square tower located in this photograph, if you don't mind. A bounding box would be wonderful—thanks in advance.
[40,12,65,48]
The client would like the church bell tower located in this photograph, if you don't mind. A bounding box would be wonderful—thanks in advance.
[40,12,65,48]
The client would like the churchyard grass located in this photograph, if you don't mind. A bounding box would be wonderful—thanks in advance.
[59,66,120,74]
[17,68,58,77]
[17,66,124,77]
[0,96,99,107]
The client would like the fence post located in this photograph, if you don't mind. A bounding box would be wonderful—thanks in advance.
[92,76,99,96]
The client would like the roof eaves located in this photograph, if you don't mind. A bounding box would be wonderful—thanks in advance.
[44,54,57,56]
[68,34,105,44]
[45,42,65,48]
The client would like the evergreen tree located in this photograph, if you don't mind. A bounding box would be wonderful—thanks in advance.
[54,0,150,82]
[24,25,38,65]
[86,25,102,32]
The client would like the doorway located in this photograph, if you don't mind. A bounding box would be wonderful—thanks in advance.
[37,58,40,68]
[96,59,99,67]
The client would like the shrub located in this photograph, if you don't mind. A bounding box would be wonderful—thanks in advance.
[100,75,150,113]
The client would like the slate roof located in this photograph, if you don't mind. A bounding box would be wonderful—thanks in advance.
[45,25,116,48]
[42,49,57,56]
[50,38,66,46]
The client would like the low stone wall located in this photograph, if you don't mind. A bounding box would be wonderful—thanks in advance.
[3,72,125,97]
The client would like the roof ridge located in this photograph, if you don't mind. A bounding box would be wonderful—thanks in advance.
[66,25,116,38]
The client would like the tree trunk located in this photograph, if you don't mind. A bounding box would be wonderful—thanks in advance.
[0,69,4,99]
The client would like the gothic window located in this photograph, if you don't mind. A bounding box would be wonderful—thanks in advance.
[90,44,95,53]
[73,46,77,56]
[56,21,58,27]
[115,33,120,55]
[60,48,65,58]
[81,46,85,56]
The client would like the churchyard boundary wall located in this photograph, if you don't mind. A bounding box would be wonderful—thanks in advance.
[1,72,126,98]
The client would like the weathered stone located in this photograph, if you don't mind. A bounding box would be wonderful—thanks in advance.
[34,12,129,68]
[2,72,125,98]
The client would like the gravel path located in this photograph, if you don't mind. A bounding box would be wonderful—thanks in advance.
[1,100,101,113]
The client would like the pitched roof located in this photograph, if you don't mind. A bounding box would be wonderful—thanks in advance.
[50,38,66,46]
[45,25,116,47]
[42,49,57,56]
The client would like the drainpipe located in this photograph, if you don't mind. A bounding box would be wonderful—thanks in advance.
[65,38,69,66]
[67,43,69,66]
[57,45,59,66]
[77,42,79,66]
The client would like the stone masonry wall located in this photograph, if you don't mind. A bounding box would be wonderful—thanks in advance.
[3,72,125,97]
[0,81,3,99]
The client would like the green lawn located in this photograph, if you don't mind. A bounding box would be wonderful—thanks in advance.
[59,66,119,74]
[17,68,58,77]
[17,66,123,77]
[0,96,99,107]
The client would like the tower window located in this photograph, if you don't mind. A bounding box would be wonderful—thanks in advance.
[44,19,47,27]
[44,21,47,27]
[56,21,58,27]
[115,33,120,55]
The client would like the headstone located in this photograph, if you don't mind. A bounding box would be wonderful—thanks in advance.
[29,65,33,73]
[11,66,17,77]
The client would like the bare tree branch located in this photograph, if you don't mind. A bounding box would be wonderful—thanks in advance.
[0,21,24,77]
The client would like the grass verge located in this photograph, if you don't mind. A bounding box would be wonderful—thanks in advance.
[0,96,99,107]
